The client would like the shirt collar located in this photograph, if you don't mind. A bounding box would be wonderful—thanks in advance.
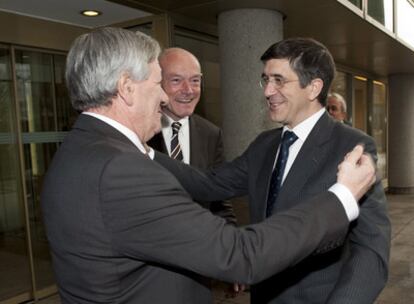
[162,113,189,128]
[283,108,326,142]
[82,112,151,157]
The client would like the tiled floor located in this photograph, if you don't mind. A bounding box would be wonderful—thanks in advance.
[33,193,414,304]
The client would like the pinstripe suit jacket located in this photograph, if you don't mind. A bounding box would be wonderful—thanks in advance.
[156,112,391,304]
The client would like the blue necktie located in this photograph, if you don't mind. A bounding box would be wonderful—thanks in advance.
[266,131,298,217]
[170,122,183,161]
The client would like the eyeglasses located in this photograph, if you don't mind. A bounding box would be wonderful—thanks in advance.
[259,75,299,89]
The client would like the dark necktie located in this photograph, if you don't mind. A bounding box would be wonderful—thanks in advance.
[170,122,183,161]
[266,131,298,217]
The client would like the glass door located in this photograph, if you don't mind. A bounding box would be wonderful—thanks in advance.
[0,47,33,302]
[0,45,75,303]
[353,76,368,132]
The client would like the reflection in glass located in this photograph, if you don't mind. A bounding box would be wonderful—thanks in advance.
[14,49,61,293]
[368,0,393,31]
[368,0,385,24]
[396,0,414,47]
[348,0,362,9]
[0,47,32,300]
[54,55,78,131]
[371,81,387,179]
[330,71,351,123]
[353,76,368,132]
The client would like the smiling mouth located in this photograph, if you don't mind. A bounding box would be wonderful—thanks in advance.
[268,99,285,109]
[175,98,194,104]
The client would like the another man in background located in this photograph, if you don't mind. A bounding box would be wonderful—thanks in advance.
[148,47,235,223]
[327,92,351,125]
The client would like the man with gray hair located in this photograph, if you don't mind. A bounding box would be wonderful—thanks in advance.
[41,27,376,303]
[327,92,351,125]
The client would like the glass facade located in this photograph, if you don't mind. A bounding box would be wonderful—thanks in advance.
[372,81,388,179]
[0,46,72,302]
[396,0,414,47]
[348,0,363,9]
[353,76,368,132]
[331,70,388,180]
[0,45,33,302]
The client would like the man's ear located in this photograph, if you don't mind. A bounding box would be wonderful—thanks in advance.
[308,78,324,101]
[117,73,134,106]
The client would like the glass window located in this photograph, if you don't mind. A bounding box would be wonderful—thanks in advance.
[371,80,387,179]
[396,0,414,47]
[14,49,68,294]
[348,0,363,9]
[353,76,368,132]
[0,47,32,301]
[368,0,394,31]
[330,71,352,124]
[54,54,78,131]
[1,45,71,302]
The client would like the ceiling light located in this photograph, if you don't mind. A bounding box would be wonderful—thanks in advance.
[81,10,101,17]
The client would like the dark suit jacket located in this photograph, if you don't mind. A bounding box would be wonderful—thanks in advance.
[41,114,351,304]
[156,113,390,304]
[148,114,235,223]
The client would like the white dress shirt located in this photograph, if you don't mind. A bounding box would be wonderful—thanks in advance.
[161,114,191,164]
[275,108,359,221]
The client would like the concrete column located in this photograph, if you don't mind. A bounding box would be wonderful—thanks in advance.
[388,74,414,193]
[218,9,283,159]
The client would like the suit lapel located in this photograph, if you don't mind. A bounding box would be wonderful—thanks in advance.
[147,132,168,154]
[255,128,283,220]
[274,113,334,211]
[189,116,205,168]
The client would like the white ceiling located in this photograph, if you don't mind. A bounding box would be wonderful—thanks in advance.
[0,0,152,28]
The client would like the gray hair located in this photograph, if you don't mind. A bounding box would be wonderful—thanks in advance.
[328,92,347,113]
[65,27,161,111]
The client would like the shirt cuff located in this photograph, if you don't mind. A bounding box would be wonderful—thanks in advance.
[328,183,359,221]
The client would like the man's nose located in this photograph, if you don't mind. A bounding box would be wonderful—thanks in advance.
[181,80,194,93]
[264,83,277,97]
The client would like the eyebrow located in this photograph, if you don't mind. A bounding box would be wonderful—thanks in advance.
[166,73,203,79]
[261,73,284,78]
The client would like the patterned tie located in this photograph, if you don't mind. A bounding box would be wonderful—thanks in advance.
[170,122,183,161]
[266,131,298,217]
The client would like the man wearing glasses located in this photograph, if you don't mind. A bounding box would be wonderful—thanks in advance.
[156,37,390,304]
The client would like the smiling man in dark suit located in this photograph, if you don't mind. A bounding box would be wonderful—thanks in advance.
[148,48,235,224]
[156,38,390,304]
[41,28,378,304]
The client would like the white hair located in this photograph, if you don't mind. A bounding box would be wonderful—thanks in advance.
[65,27,161,111]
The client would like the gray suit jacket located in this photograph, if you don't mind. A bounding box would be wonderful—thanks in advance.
[148,114,235,223]
[156,113,390,304]
[41,114,350,304]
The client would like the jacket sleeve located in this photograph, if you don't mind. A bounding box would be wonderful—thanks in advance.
[100,152,350,284]
[208,128,237,225]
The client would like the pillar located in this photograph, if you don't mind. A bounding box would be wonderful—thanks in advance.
[388,74,414,193]
[218,9,283,159]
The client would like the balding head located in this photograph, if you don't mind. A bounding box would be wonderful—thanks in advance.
[159,48,202,120]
